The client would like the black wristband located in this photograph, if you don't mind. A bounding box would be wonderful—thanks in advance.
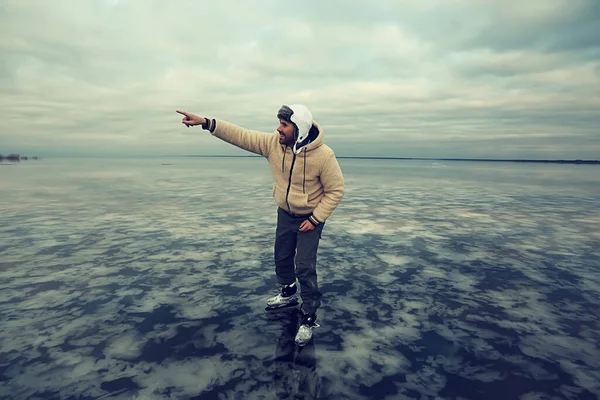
[201,118,210,130]
[308,215,320,227]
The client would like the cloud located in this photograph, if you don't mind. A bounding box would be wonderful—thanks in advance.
[0,0,598,158]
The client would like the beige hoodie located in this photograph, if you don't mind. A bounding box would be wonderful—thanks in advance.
[203,118,344,225]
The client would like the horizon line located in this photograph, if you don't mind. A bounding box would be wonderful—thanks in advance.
[2,154,599,164]
[176,155,600,164]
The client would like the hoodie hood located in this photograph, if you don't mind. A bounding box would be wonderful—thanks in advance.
[296,121,323,152]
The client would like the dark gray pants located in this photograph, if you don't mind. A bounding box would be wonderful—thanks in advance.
[274,207,325,315]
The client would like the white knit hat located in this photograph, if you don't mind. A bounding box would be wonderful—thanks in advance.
[277,104,314,154]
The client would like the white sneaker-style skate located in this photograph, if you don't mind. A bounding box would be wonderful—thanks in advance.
[265,282,299,311]
[295,312,320,346]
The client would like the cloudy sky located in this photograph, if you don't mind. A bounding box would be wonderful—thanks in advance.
[1,0,599,159]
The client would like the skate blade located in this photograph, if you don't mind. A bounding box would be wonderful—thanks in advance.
[295,337,311,347]
[265,300,299,312]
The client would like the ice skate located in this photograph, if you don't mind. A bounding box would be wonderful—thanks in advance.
[265,282,300,311]
[294,311,320,346]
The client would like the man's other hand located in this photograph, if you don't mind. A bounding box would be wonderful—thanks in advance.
[299,220,315,232]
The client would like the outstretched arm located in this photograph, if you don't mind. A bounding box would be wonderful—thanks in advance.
[176,110,275,157]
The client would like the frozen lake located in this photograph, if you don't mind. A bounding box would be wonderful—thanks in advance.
[1,157,599,399]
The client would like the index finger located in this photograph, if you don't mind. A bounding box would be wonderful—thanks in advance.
[176,110,189,116]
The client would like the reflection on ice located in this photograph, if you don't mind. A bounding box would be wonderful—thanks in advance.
[1,158,599,399]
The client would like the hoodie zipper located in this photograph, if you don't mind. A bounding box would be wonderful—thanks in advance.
[285,149,297,214]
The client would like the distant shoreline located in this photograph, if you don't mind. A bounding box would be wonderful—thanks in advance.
[3,154,598,165]
[179,155,599,165]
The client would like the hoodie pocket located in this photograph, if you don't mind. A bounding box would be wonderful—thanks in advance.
[286,187,311,213]
[272,182,286,207]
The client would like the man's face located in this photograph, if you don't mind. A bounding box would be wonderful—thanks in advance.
[277,119,296,146]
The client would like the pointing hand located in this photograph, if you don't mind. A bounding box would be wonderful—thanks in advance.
[176,110,206,128]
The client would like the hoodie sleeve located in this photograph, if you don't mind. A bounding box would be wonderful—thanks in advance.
[311,152,344,223]
[204,119,276,157]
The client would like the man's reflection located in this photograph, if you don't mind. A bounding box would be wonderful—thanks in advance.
[268,307,321,399]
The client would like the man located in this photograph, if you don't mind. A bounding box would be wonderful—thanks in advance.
[175,105,344,345]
